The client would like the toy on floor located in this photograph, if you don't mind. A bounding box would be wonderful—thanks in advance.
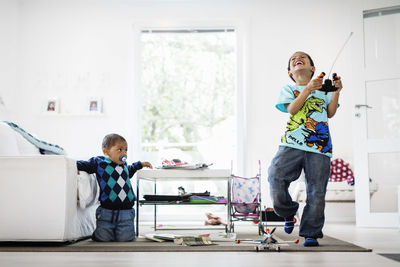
[235,227,299,252]
[257,227,299,252]
[204,212,227,226]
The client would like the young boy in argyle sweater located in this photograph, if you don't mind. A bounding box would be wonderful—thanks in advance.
[77,133,152,242]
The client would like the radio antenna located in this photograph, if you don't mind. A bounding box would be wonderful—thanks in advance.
[328,32,353,78]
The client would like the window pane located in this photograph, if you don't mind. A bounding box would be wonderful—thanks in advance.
[140,30,236,167]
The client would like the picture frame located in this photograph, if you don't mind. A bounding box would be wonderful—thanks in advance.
[88,98,102,113]
[46,99,59,113]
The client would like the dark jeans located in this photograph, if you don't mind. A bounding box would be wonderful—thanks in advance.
[268,146,330,238]
[92,206,136,242]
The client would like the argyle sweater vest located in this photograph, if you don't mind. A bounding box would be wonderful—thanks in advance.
[77,156,142,210]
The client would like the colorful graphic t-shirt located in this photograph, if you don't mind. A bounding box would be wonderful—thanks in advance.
[276,84,337,158]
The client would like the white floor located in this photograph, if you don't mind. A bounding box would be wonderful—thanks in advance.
[1,222,399,267]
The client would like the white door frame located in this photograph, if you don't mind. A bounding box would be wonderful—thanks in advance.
[353,5,400,227]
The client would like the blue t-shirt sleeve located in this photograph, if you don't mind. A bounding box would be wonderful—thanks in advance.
[275,85,295,113]
[76,157,98,174]
[128,161,143,178]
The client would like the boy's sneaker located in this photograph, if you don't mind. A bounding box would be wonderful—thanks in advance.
[284,216,295,234]
[303,237,319,247]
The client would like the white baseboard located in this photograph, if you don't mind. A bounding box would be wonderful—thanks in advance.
[297,202,355,223]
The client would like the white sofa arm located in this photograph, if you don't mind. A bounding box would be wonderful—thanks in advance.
[0,155,82,241]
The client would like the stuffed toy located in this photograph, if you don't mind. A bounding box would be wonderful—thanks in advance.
[204,212,227,226]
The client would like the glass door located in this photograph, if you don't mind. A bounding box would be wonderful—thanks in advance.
[354,6,400,227]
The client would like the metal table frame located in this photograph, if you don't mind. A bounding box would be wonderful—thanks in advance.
[135,168,231,236]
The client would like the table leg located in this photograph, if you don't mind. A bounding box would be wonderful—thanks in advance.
[136,178,140,236]
[227,176,232,232]
[154,181,157,231]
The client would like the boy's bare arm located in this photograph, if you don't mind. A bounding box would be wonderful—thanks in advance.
[327,92,340,118]
[327,77,343,118]
[286,78,323,115]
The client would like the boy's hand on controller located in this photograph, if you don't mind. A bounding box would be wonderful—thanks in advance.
[141,161,153,169]
[333,76,343,93]
[305,77,323,93]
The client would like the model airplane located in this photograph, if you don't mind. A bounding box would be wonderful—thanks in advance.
[235,226,299,252]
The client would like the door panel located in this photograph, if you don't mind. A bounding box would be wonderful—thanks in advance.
[365,79,400,139]
[364,12,400,80]
[355,6,400,227]
[368,152,399,213]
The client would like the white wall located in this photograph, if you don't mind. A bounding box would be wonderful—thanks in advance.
[0,0,19,121]
[8,0,396,159]
[2,0,400,219]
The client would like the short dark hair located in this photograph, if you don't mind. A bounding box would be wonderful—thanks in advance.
[287,51,315,83]
[102,133,126,149]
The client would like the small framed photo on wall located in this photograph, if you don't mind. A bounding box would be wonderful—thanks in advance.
[88,98,102,113]
[46,99,59,113]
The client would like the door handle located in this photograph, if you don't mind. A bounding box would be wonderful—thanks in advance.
[354,104,372,117]
[355,104,373,109]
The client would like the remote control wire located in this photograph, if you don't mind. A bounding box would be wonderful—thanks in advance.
[328,32,354,78]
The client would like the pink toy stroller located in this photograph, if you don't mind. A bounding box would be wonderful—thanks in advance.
[228,161,262,233]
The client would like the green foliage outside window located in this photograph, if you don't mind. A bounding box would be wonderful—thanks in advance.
[141,31,236,151]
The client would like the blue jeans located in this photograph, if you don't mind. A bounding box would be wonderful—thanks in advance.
[92,206,136,242]
[268,146,330,238]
